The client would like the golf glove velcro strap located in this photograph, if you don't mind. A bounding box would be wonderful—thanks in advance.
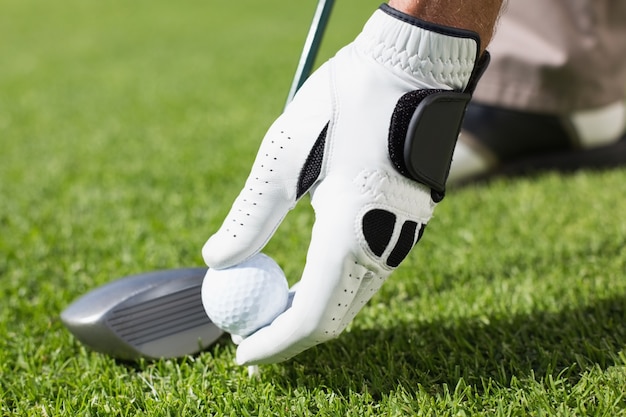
[389,90,471,195]
[202,5,484,365]
[388,49,490,197]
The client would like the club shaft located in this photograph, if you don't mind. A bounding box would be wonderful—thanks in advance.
[285,0,335,108]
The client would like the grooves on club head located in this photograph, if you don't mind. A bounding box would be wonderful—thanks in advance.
[60,267,224,360]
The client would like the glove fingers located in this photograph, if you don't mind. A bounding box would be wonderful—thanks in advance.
[236,187,371,364]
[202,172,294,268]
[235,253,367,365]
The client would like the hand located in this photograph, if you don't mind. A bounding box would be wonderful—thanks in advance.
[202,4,483,365]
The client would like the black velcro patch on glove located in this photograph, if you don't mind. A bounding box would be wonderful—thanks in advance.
[362,209,396,257]
[297,122,329,199]
[362,209,427,268]
[389,90,471,195]
[387,221,418,268]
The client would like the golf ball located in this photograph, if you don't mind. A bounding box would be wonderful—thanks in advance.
[201,253,289,336]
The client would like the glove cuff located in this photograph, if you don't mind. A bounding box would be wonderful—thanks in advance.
[354,4,481,91]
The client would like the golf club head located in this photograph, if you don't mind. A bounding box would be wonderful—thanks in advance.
[61,267,224,360]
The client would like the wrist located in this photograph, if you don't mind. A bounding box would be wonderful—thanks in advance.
[354,4,481,91]
[386,0,501,48]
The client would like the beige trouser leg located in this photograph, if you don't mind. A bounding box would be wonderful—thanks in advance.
[474,0,626,113]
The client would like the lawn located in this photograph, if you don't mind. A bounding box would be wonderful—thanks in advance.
[1,0,625,415]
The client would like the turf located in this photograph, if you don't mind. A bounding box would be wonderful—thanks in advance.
[1,0,626,415]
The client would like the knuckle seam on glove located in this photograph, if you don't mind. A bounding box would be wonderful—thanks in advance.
[354,169,435,216]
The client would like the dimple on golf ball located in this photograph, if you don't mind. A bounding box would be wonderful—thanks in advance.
[201,253,289,336]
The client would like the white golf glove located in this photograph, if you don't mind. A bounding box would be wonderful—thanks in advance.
[203,4,487,365]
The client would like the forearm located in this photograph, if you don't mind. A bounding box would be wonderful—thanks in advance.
[387,0,504,50]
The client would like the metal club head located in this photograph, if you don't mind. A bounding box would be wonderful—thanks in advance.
[60,267,224,360]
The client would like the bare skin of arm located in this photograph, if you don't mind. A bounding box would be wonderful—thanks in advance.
[388,0,504,50]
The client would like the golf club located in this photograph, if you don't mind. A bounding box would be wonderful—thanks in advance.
[285,0,335,106]
[61,0,334,361]
[60,267,223,360]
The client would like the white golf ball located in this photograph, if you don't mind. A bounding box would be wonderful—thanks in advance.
[201,253,289,336]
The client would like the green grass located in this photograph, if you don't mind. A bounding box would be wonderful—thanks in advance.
[1,0,626,415]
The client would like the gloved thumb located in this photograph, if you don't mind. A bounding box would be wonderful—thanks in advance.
[202,122,299,268]
[203,67,333,269]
